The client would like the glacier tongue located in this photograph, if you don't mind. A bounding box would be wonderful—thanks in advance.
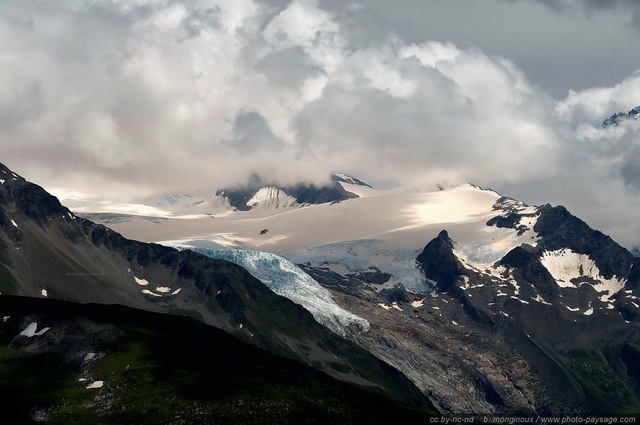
[177,247,370,336]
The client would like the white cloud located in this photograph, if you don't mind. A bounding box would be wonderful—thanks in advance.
[555,71,640,126]
[2,0,640,249]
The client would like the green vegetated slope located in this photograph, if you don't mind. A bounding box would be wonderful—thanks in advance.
[0,295,435,424]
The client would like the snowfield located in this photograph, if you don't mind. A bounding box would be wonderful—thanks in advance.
[77,182,550,296]
[74,183,510,253]
[540,248,626,299]
[71,180,631,318]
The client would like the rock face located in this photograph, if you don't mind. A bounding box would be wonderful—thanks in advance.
[298,200,640,415]
[416,230,465,292]
[216,173,360,211]
[0,162,434,414]
[602,106,640,127]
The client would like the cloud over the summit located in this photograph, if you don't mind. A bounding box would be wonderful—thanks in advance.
[1,0,640,247]
[1,0,562,190]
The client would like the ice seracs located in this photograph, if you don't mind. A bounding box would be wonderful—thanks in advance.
[170,247,370,336]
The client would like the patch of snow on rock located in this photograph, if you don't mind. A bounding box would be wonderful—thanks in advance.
[533,294,552,305]
[41,289,48,297]
[86,381,104,389]
[155,286,171,293]
[142,289,161,297]
[411,299,425,308]
[246,187,298,210]
[540,249,626,298]
[20,322,50,337]
[134,277,149,286]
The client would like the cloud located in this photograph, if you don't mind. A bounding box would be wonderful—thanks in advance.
[2,0,640,248]
[503,0,640,26]
[293,40,562,187]
[555,71,640,126]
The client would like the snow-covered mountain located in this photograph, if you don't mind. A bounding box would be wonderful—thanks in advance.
[83,175,640,416]
[0,162,432,418]
[53,173,369,221]
[214,173,364,212]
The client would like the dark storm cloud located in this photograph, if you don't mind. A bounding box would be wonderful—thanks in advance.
[226,110,285,154]
[254,46,324,87]
[319,0,640,97]
[621,146,640,192]
[518,0,640,14]
[502,0,640,36]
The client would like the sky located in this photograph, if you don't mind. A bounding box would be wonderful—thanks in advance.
[2,0,640,248]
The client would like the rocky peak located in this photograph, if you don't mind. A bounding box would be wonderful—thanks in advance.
[534,204,635,280]
[331,173,372,188]
[216,173,361,211]
[416,230,465,292]
[0,162,70,228]
[602,106,640,127]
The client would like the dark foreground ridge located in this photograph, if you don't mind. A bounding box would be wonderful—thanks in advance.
[0,295,435,424]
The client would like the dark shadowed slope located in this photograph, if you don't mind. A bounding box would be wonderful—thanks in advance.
[0,295,435,424]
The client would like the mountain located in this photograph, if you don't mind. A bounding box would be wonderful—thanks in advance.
[89,179,640,415]
[58,173,370,224]
[169,247,371,337]
[602,105,640,127]
[215,173,365,212]
[298,199,640,415]
[0,162,435,418]
[0,295,432,424]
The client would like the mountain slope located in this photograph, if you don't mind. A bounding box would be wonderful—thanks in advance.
[215,173,362,212]
[0,161,434,413]
[56,171,640,414]
[0,295,434,424]
[293,200,640,415]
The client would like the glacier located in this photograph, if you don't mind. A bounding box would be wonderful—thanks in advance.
[283,239,432,294]
[174,246,370,336]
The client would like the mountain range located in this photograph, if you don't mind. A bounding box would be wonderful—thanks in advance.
[0,162,434,423]
[3,161,640,419]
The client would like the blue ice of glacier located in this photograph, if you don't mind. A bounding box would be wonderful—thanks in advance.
[184,247,370,336]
